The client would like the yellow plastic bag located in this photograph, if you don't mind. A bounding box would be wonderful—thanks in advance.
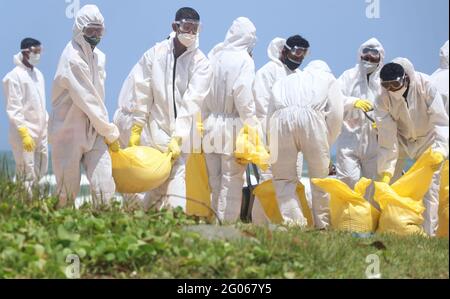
[253,180,313,227]
[373,148,440,236]
[312,178,380,233]
[235,124,270,171]
[110,146,172,194]
[437,160,449,238]
[185,153,213,220]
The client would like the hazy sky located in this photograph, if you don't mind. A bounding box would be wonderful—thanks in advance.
[0,0,448,150]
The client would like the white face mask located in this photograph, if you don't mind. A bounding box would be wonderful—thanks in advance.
[178,33,197,48]
[390,85,408,97]
[28,53,41,66]
[361,60,378,74]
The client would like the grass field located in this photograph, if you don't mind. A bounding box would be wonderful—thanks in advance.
[0,172,448,279]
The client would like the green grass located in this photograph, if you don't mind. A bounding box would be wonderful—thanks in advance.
[0,175,448,279]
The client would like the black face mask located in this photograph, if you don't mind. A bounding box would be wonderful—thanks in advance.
[284,56,301,71]
[84,35,101,47]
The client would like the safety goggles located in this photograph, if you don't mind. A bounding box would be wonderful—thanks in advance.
[285,43,309,59]
[361,47,380,63]
[22,45,44,54]
[83,23,105,38]
[381,73,406,91]
[175,19,201,34]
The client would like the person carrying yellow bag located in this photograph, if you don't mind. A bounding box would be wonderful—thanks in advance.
[311,177,380,233]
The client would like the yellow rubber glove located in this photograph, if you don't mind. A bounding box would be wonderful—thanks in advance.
[168,137,182,161]
[108,139,121,152]
[18,127,35,152]
[379,172,392,184]
[354,99,374,112]
[128,124,143,147]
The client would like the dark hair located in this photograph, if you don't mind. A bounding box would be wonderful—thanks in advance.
[21,38,41,50]
[286,35,310,49]
[175,7,200,22]
[380,63,405,81]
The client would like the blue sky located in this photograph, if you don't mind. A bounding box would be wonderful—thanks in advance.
[0,0,448,151]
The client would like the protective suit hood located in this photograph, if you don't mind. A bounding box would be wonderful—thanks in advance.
[439,40,449,69]
[267,37,286,66]
[209,17,256,57]
[72,5,104,56]
[304,60,332,74]
[358,37,385,74]
[392,57,416,84]
[13,52,27,69]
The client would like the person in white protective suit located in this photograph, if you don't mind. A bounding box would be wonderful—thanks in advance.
[202,17,257,223]
[49,5,120,207]
[126,7,212,211]
[3,38,48,195]
[431,40,449,116]
[335,38,385,197]
[251,35,310,224]
[376,58,449,236]
[268,60,344,228]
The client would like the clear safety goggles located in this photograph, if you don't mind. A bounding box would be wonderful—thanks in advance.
[284,44,309,63]
[175,19,202,34]
[22,45,44,54]
[83,23,106,38]
[361,47,380,63]
[381,73,406,91]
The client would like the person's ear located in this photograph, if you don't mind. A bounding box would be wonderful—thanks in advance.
[21,51,29,60]
[172,22,178,33]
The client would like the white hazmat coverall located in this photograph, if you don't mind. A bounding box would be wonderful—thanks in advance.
[49,5,120,206]
[268,60,344,228]
[336,38,385,192]
[3,52,48,191]
[203,17,257,223]
[375,57,449,236]
[431,40,449,116]
[130,33,212,211]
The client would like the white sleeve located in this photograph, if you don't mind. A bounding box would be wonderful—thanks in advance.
[174,55,213,140]
[3,75,26,130]
[63,59,119,142]
[426,82,449,158]
[325,80,344,145]
[233,59,256,123]
[253,67,273,120]
[375,92,399,176]
[337,71,359,113]
[131,49,155,127]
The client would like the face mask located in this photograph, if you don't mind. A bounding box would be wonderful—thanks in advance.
[284,56,301,71]
[178,33,197,48]
[84,35,101,47]
[361,60,378,74]
[390,85,408,97]
[28,53,41,66]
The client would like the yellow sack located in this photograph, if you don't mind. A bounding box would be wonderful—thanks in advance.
[253,180,313,227]
[312,178,380,233]
[235,124,270,171]
[185,153,213,220]
[374,148,440,236]
[437,160,449,238]
[110,146,172,194]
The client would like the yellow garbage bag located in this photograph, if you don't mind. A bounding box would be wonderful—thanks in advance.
[253,180,313,227]
[185,153,213,220]
[110,146,172,194]
[235,124,270,171]
[437,160,449,238]
[373,148,440,236]
[312,178,380,233]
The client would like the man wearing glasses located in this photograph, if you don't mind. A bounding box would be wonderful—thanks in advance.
[335,38,385,203]
[375,58,449,236]
[3,38,48,197]
[126,7,212,211]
